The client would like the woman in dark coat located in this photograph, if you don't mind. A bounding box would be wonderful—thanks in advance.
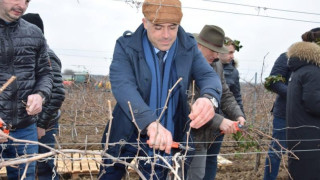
[263,52,291,180]
[286,28,320,179]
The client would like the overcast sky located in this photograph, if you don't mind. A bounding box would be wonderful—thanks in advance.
[26,0,320,82]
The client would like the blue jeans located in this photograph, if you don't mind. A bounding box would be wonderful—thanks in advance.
[203,134,224,180]
[37,122,59,180]
[1,123,38,180]
[263,117,287,180]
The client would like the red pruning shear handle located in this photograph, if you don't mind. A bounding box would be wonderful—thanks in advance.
[0,122,10,134]
[221,121,246,134]
[147,140,195,151]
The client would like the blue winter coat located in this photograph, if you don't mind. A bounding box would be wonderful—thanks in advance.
[104,24,222,149]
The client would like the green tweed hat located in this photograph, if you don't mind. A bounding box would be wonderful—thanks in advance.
[194,25,228,53]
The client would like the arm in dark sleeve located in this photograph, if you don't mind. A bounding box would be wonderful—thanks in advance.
[192,113,224,146]
[110,40,158,131]
[269,53,289,97]
[33,38,53,100]
[37,50,65,129]
[210,113,224,132]
[301,70,320,116]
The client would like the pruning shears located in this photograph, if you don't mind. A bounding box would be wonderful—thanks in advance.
[0,122,10,134]
[147,140,195,151]
[221,121,247,134]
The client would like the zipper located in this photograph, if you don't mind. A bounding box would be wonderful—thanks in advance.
[5,26,18,127]
[0,38,6,65]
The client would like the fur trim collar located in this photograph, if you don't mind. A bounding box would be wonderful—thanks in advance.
[287,42,320,67]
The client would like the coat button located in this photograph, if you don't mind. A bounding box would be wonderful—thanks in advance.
[134,109,139,113]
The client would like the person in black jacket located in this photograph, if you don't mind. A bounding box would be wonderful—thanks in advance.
[22,13,65,180]
[0,0,53,179]
[219,37,245,114]
[263,53,291,180]
[286,27,320,179]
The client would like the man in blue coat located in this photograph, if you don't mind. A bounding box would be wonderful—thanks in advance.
[99,0,222,179]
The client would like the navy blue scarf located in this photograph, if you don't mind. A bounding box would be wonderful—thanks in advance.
[143,31,179,155]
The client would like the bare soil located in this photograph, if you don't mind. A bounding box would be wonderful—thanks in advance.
[215,136,289,180]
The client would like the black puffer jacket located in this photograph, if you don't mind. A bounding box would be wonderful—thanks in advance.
[0,18,53,129]
[287,42,320,163]
[37,48,65,129]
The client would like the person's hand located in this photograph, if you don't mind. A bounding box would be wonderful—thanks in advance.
[0,118,8,143]
[220,118,238,134]
[147,121,173,154]
[189,97,215,129]
[37,127,46,139]
[26,94,43,115]
[237,116,246,126]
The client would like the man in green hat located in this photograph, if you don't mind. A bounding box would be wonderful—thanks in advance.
[188,25,246,180]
